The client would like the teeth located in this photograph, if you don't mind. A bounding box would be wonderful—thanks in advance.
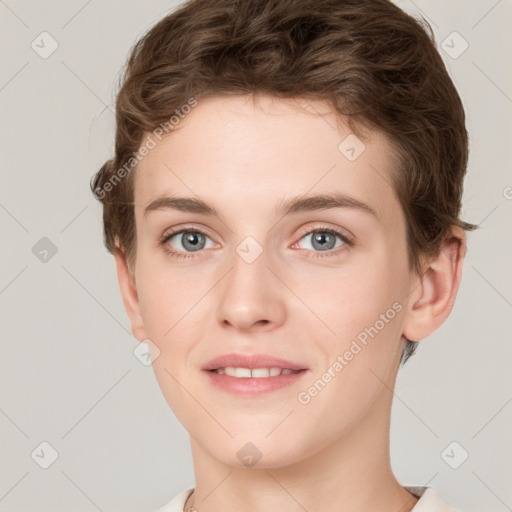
[234,367,251,378]
[252,368,271,378]
[215,367,299,378]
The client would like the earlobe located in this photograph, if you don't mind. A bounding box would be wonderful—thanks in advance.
[402,228,466,341]
[113,247,147,342]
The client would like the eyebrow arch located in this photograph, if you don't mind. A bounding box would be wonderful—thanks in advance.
[276,192,377,218]
[143,192,377,219]
[144,196,219,217]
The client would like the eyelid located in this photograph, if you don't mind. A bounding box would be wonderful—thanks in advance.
[159,222,352,242]
[159,223,219,244]
[293,222,354,244]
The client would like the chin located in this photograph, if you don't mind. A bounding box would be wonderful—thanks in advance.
[206,437,309,470]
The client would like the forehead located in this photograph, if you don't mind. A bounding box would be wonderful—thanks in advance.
[134,94,400,226]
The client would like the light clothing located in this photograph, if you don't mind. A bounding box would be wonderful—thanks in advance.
[155,485,465,512]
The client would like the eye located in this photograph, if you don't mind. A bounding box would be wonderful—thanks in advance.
[160,229,216,258]
[294,227,351,257]
[159,225,352,260]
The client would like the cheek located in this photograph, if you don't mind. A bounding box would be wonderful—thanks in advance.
[136,259,208,337]
[135,263,206,417]
[297,256,406,342]
[300,250,408,387]
[291,263,406,440]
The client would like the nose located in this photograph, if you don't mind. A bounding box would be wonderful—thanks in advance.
[215,245,286,333]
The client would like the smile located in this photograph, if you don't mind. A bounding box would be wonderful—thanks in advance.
[211,367,301,378]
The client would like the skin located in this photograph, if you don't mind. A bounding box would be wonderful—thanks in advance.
[114,94,466,512]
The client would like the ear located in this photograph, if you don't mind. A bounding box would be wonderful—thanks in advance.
[113,247,147,342]
[402,227,467,341]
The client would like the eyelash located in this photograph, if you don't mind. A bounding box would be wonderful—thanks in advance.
[158,224,353,260]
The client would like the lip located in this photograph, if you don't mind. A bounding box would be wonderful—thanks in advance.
[204,369,309,395]
[202,352,309,396]
[202,353,308,372]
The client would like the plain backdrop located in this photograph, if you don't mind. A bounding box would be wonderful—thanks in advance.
[1,1,511,511]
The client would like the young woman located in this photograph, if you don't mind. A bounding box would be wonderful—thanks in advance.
[91,1,475,510]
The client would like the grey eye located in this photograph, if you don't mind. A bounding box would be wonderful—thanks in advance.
[298,231,344,251]
[169,231,213,252]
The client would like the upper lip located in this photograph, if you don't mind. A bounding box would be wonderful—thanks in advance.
[202,353,308,371]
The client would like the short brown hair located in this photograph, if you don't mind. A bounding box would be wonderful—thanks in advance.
[91,0,477,364]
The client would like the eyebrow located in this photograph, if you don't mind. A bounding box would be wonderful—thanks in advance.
[276,193,377,218]
[144,196,219,217]
[143,193,377,218]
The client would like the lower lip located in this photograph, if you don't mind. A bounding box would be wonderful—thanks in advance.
[203,370,309,395]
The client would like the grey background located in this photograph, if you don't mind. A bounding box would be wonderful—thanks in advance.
[0,1,510,511]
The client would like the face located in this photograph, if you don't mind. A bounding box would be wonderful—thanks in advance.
[124,94,419,468]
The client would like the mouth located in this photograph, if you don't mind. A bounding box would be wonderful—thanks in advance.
[202,353,309,395]
[208,367,304,378]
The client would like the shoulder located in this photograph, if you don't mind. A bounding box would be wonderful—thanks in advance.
[406,486,466,512]
[154,488,194,512]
